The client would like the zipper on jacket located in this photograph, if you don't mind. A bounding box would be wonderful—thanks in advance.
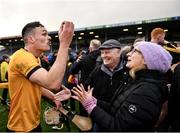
[110,76,112,86]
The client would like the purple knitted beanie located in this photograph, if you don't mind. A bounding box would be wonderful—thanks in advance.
[136,41,172,73]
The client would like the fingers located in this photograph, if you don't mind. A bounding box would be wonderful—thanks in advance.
[72,84,92,95]
[80,83,85,91]
[61,85,71,95]
[77,84,86,94]
[71,95,80,102]
[71,84,94,104]
[87,85,90,92]
[71,85,84,103]
[90,87,94,94]
[61,85,69,91]
[59,22,64,33]
[71,86,86,103]
[58,21,74,48]
[72,86,82,97]
[76,84,83,91]
[61,84,66,89]
[53,85,71,101]
[87,85,94,94]
[54,100,62,109]
[60,21,74,32]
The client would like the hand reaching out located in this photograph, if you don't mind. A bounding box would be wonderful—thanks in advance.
[54,85,71,102]
[71,84,93,103]
[71,84,97,114]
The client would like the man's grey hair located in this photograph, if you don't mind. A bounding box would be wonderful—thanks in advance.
[90,39,101,50]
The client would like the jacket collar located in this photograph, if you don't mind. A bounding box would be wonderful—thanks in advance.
[101,59,124,76]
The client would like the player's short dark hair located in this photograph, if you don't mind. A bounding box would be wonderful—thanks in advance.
[22,21,44,41]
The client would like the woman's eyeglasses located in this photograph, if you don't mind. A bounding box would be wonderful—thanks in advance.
[131,48,142,54]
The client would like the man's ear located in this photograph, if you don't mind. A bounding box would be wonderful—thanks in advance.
[27,35,35,43]
[89,47,93,53]
[157,34,162,41]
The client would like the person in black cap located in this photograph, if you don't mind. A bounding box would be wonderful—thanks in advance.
[84,39,128,102]
[99,39,121,49]
[82,39,130,131]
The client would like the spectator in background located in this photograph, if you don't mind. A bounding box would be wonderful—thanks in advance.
[0,54,10,105]
[76,48,87,60]
[150,27,180,64]
[61,48,78,112]
[120,37,146,64]
[68,48,77,63]
[7,21,74,132]
[69,39,101,121]
[163,41,180,65]
[69,39,101,85]
[150,27,166,45]
[48,50,58,66]
[133,37,145,47]
[72,41,172,131]
[40,53,50,70]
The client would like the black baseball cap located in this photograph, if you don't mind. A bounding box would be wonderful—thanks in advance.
[99,39,121,50]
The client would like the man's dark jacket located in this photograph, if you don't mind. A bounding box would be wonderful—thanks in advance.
[84,60,129,102]
[69,50,100,84]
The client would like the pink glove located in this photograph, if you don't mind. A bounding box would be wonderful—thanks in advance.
[82,96,97,114]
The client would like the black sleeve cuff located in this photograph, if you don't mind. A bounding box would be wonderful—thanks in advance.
[27,66,41,79]
[66,111,75,120]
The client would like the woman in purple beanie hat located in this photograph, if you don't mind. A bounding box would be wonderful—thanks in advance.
[71,41,172,132]
[126,41,172,78]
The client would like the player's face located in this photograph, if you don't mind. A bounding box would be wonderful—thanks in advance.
[32,27,52,52]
